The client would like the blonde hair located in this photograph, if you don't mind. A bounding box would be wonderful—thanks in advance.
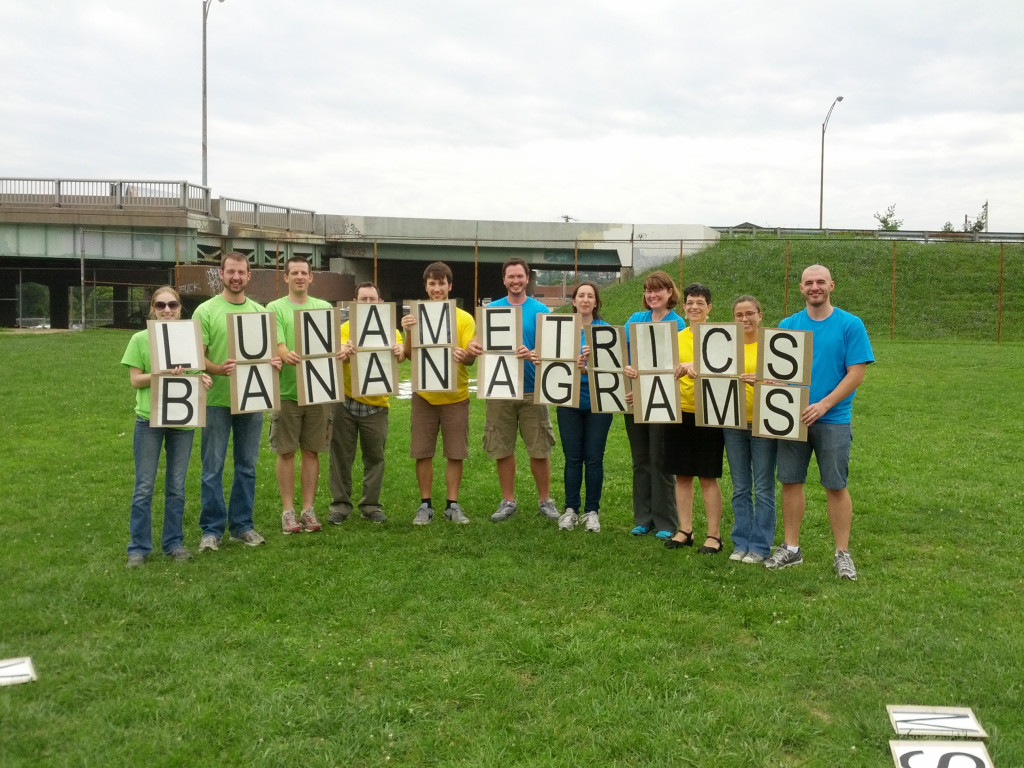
[148,285,182,320]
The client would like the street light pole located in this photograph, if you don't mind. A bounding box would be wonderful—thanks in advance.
[818,95,843,230]
[202,0,225,188]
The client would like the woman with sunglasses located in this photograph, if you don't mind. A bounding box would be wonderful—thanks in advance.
[120,287,211,568]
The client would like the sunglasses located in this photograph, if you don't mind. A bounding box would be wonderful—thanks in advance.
[154,301,180,310]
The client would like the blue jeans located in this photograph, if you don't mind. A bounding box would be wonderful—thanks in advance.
[200,406,263,538]
[129,418,195,556]
[556,406,613,513]
[723,428,778,557]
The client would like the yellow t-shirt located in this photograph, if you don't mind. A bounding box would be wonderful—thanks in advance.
[416,307,476,406]
[677,327,696,413]
[340,321,403,408]
[740,340,757,424]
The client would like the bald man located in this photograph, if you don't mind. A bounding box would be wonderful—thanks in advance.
[764,265,874,580]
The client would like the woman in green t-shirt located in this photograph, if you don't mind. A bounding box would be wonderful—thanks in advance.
[121,287,210,568]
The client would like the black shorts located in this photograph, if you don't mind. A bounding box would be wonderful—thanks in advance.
[661,412,725,478]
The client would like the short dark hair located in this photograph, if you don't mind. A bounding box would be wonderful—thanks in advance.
[423,261,453,284]
[355,281,380,299]
[221,251,250,270]
[501,257,530,279]
[683,282,712,304]
[285,255,310,274]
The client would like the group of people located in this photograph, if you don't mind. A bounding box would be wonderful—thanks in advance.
[123,253,873,582]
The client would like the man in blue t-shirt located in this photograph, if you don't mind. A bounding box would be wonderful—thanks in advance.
[764,265,874,581]
[466,258,558,523]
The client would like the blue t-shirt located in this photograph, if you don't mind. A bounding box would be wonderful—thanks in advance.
[489,296,549,393]
[576,318,609,411]
[624,309,686,343]
[778,306,874,424]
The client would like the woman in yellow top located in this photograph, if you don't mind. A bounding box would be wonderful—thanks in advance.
[664,283,726,552]
[723,295,778,563]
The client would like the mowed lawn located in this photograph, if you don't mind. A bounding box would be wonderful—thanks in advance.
[0,327,1021,767]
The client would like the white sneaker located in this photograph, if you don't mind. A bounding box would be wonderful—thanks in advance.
[198,534,219,553]
[558,509,578,530]
[230,529,266,547]
[741,552,765,564]
[729,550,747,561]
[580,511,601,532]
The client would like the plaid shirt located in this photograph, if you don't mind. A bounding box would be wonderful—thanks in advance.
[342,397,383,418]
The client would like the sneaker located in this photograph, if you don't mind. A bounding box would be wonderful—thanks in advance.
[126,553,145,568]
[581,511,601,533]
[538,498,560,520]
[444,503,470,524]
[198,534,220,553]
[282,510,302,535]
[741,552,765,564]
[300,508,322,532]
[490,499,517,523]
[166,546,193,562]
[230,529,266,547]
[361,509,387,523]
[764,545,803,570]
[630,525,652,536]
[558,509,578,530]
[729,550,747,561]
[834,549,858,581]
[327,509,350,525]
[413,503,434,525]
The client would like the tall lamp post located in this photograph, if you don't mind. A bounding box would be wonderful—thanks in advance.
[202,0,225,188]
[818,95,843,230]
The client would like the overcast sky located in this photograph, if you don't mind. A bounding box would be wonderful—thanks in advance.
[3,1,1022,231]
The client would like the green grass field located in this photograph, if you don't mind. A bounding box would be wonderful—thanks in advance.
[1,241,1022,766]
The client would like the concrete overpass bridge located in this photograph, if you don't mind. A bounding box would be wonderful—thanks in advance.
[0,177,717,328]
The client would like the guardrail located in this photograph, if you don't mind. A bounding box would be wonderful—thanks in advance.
[0,178,211,214]
[220,197,317,233]
[712,225,1024,243]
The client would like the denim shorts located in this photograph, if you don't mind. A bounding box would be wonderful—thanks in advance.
[776,422,852,490]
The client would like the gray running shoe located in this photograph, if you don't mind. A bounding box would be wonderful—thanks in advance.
[490,499,517,522]
[198,534,220,553]
[327,509,350,525]
[764,545,803,570]
[581,511,601,533]
[729,550,747,561]
[834,549,858,581]
[413,503,434,525]
[300,508,322,532]
[230,529,266,547]
[281,510,302,534]
[444,503,470,524]
[126,553,145,568]
[741,552,765,564]
[167,546,193,562]
[558,509,578,530]
[538,498,560,520]
[361,509,387,523]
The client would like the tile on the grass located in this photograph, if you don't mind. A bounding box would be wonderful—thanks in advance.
[887,704,987,737]
[0,657,37,686]
[889,739,992,767]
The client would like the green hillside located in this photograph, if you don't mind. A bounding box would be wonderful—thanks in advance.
[594,237,1024,342]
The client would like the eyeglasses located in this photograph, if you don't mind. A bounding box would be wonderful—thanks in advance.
[154,301,180,310]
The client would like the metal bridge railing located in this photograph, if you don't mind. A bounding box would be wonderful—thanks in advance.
[220,196,317,233]
[0,178,211,214]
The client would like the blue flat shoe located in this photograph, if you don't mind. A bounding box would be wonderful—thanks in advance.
[630,525,651,536]
[654,530,673,540]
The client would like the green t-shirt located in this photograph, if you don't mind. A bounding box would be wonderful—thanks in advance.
[120,330,196,429]
[267,294,333,402]
[192,294,267,408]
[121,330,154,420]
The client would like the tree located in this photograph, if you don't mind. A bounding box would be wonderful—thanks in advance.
[964,202,988,233]
[873,204,903,231]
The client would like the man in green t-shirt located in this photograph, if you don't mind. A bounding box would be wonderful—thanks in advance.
[267,256,334,535]
[193,252,280,552]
